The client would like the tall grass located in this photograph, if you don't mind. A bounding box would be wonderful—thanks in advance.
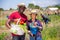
[42,26,60,40]
[41,14,60,40]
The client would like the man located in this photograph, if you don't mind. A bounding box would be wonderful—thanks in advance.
[27,9,43,40]
[40,14,50,24]
[6,3,27,40]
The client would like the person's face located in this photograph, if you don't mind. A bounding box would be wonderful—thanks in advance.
[18,6,26,13]
[31,13,36,19]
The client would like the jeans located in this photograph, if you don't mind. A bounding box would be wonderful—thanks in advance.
[30,34,42,40]
[12,34,25,40]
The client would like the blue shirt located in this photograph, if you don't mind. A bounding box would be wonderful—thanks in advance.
[27,19,42,35]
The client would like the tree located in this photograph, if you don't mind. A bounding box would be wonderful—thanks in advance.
[35,5,40,9]
[46,6,52,9]
[9,8,13,10]
[28,3,35,9]
[0,8,4,11]
[54,5,60,9]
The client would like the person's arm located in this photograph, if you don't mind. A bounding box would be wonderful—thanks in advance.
[37,20,43,31]
[26,21,30,31]
[6,12,14,29]
[26,21,33,36]
[6,19,11,29]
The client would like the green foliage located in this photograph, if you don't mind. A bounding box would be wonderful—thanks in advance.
[28,3,43,9]
[34,5,40,9]
[28,3,35,9]
[41,14,60,40]
[0,32,7,40]
[42,26,60,40]
[54,5,60,9]
[0,20,6,26]
[9,8,13,10]
[48,27,57,38]
[19,23,27,33]
[0,8,4,11]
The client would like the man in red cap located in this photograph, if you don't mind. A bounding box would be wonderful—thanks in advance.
[6,3,27,40]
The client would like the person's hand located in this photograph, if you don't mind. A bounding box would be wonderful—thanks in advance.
[14,19,19,24]
[28,31,33,36]
[34,22,37,26]
[37,26,43,31]
[7,25,11,29]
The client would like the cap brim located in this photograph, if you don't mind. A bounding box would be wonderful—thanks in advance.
[29,13,37,15]
[17,5,25,7]
[17,5,26,9]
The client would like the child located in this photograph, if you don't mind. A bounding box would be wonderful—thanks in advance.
[27,9,43,40]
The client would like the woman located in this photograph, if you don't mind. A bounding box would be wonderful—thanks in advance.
[27,9,43,40]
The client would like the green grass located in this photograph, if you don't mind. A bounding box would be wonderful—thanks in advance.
[0,20,6,26]
[0,32,7,40]
[41,14,60,40]
[42,26,60,40]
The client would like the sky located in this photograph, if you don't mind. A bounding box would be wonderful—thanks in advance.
[0,0,60,10]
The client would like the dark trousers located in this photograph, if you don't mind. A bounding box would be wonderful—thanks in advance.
[12,34,25,40]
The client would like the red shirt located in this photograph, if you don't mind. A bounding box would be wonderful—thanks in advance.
[9,11,27,36]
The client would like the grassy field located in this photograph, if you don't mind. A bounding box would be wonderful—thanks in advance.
[41,14,60,40]
[0,10,60,40]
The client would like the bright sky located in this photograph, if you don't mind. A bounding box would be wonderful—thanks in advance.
[0,0,60,10]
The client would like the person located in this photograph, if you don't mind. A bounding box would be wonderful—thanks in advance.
[40,14,50,24]
[26,9,43,40]
[6,3,27,40]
